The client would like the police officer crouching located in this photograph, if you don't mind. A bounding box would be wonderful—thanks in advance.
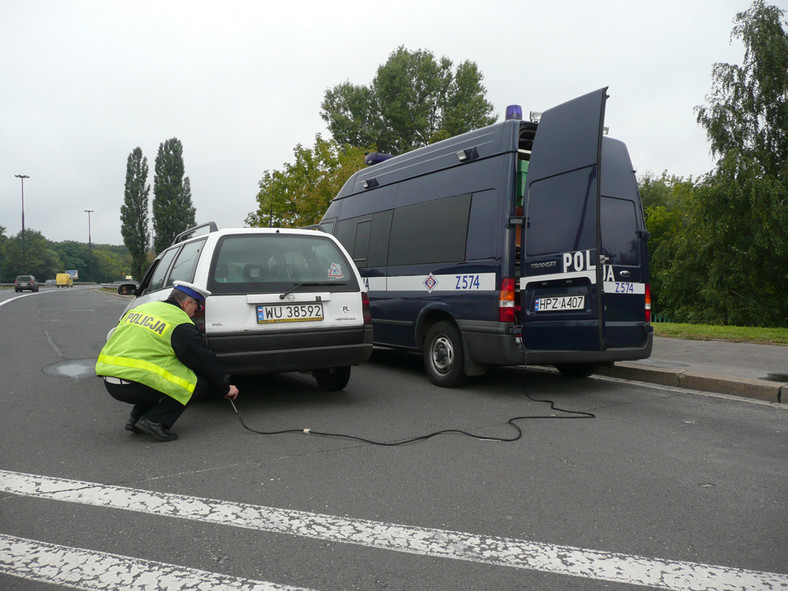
[96,281,239,442]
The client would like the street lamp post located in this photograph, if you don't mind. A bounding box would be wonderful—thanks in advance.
[84,209,94,281]
[15,174,29,272]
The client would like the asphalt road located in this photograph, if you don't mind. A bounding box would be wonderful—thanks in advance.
[0,287,786,590]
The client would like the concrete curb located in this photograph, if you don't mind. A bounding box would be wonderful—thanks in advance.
[596,362,786,403]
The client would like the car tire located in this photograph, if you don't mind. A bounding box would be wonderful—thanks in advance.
[423,320,466,387]
[556,363,598,378]
[314,366,351,391]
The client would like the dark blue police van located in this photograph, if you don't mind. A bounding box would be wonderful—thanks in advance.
[319,88,653,386]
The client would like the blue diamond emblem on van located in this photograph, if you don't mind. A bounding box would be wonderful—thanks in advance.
[424,274,438,293]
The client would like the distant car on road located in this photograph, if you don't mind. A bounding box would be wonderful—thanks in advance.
[56,273,74,288]
[15,275,39,292]
[44,279,57,287]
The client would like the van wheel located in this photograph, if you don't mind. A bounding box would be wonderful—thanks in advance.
[423,321,466,387]
[314,366,351,391]
[556,363,598,378]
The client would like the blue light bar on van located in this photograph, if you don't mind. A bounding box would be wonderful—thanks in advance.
[505,105,522,120]
[365,152,393,166]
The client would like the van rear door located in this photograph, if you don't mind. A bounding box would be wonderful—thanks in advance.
[599,138,650,349]
[520,88,607,354]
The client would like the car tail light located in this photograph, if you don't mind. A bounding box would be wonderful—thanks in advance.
[645,283,652,323]
[499,278,516,322]
[362,291,372,325]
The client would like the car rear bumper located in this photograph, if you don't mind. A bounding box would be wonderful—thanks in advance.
[207,326,374,375]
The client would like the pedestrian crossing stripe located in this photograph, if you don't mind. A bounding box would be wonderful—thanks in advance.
[0,533,314,591]
[1,470,785,591]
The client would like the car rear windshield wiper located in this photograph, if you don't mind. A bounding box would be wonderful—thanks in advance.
[279,281,342,300]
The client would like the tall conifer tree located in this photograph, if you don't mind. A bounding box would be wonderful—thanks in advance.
[152,138,196,253]
[120,147,150,280]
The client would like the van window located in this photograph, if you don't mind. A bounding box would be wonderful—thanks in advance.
[601,196,639,266]
[335,210,392,268]
[167,238,207,287]
[147,247,179,293]
[466,190,498,261]
[388,193,471,266]
[525,169,597,256]
[352,220,372,265]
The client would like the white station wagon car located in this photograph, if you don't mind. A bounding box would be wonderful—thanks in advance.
[115,223,373,390]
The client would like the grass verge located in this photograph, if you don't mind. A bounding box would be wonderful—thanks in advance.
[652,323,788,345]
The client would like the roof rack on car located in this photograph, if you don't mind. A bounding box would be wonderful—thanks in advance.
[171,222,218,245]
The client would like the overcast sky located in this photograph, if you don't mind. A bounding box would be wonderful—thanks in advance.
[2,0,754,246]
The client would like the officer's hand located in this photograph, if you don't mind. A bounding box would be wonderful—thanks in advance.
[224,385,239,400]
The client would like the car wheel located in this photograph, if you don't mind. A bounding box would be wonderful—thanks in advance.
[556,363,598,378]
[423,321,466,387]
[314,366,351,391]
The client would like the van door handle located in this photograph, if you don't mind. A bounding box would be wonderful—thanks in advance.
[620,270,631,278]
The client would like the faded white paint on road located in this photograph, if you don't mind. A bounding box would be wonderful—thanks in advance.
[0,533,314,591]
[1,470,786,590]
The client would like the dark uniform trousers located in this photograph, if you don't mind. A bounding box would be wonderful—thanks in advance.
[103,378,213,429]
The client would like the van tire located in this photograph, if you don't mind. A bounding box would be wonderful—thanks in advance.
[423,321,466,387]
[556,363,598,378]
[314,366,351,391]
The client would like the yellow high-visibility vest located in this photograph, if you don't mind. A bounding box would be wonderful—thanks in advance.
[96,301,197,405]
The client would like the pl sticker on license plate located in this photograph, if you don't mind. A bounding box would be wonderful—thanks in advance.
[535,295,585,312]
[257,303,324,323]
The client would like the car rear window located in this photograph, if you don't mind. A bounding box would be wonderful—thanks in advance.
[207,234,359,294]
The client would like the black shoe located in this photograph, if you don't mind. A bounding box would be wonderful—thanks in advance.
[136,417,178,442]
[125,417,141,432]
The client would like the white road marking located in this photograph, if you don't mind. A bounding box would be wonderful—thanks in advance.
[0,533,314,591]
[1,470,786,591]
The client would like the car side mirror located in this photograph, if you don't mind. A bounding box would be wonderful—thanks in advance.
[118,283,138,296]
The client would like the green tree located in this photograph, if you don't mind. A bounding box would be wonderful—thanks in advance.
[121,147,150,281]
[320,83,377,151]
[152,138,196,253]
[321,47,496,154]
[51,240,87,279]
[689,0,788,326]
[639,173,698,322]
[247,135,367,228]
[695,0,788,175]
[91,247,128,283]
[0,229,53,281]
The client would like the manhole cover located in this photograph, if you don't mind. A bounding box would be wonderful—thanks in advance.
[43,359,97,379]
